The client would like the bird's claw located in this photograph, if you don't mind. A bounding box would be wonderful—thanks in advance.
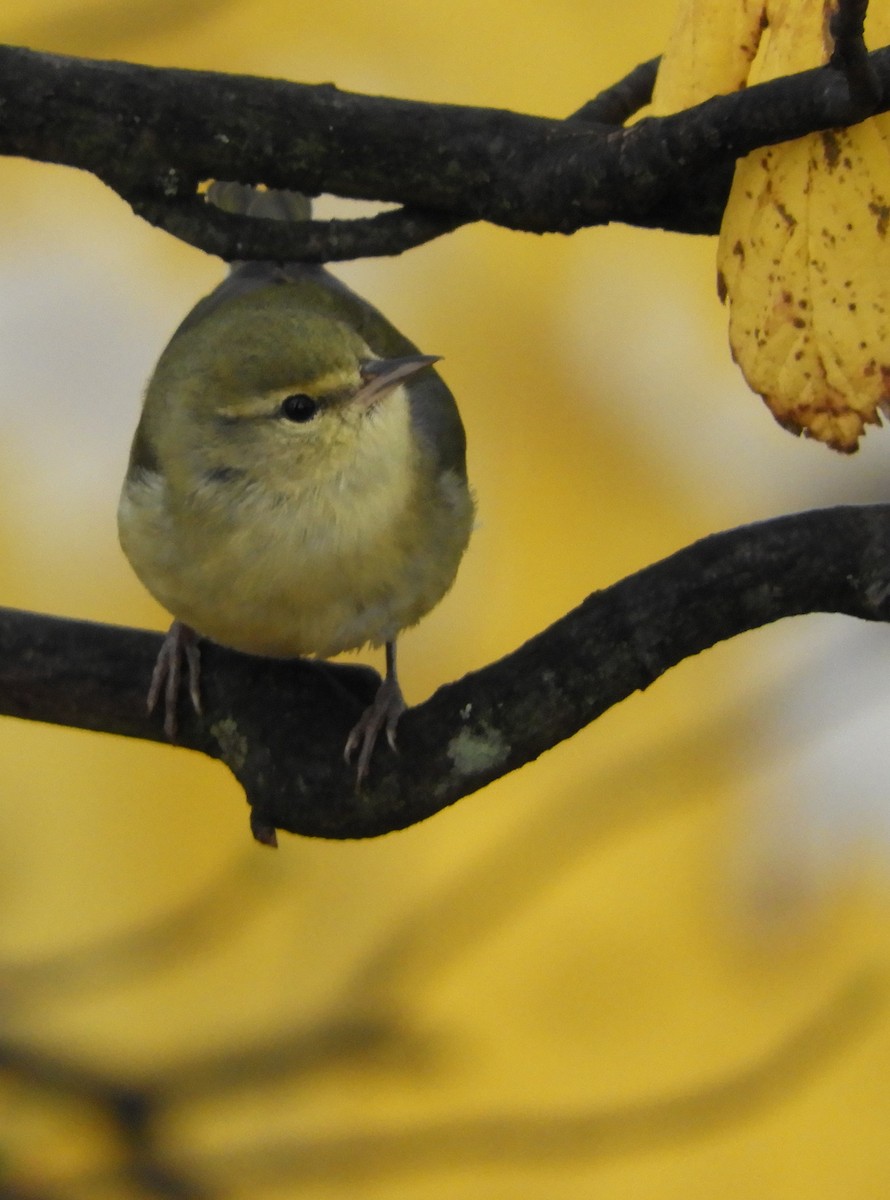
[344,674,406,784]
[147,620,202,740]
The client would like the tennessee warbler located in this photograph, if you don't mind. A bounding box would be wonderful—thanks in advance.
[118,186,474,781]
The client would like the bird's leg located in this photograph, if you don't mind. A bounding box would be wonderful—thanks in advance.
[344,640,406,783]
[147,620,202,740]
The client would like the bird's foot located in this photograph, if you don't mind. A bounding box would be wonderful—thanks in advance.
[147,620,202,739]
[344,673,406,784]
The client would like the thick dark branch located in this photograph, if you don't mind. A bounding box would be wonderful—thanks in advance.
[0,42,888,259]
[3,506,890,842]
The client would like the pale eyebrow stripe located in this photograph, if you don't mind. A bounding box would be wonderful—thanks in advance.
[216,374,357,421]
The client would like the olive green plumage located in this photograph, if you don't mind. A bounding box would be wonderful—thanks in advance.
[118,197,473,779]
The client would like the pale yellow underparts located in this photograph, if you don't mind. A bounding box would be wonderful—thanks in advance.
[119,381,472,657]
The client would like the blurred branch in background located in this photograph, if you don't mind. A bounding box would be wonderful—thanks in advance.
[1,967,882,1195]
[0,656,885,1193]
[188,971,885,1189]
[0,851,274,1002]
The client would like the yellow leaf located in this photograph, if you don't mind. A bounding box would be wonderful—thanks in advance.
[651,0,767,112]
[718,121,890,452]
[654,0,890,450]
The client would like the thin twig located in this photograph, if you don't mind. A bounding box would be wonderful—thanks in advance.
[125,189,467,262]
[830,0,881,110]
[568,56,661,125]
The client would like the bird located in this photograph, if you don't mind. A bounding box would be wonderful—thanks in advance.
[118,184,474,782]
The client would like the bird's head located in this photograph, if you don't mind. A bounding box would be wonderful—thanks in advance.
[140,287,439,497]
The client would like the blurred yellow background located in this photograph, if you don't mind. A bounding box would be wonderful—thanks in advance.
[2,1,890,1195]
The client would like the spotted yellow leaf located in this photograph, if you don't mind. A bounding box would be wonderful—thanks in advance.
[719,122,890,451]
[651,0,767,111]
[654,0,890,451]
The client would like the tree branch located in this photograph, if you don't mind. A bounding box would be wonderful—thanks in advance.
[569,56,661,125]
[3,507,890,843]
[125,191,467,261]
[0,41,888,259]
[830,0,880,109]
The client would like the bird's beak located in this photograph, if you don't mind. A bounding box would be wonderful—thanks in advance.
[356,354,440,406]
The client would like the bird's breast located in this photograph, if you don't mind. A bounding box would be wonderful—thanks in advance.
[118,447,472,660]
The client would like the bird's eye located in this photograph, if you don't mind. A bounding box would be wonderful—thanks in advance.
[280,394,319,423]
